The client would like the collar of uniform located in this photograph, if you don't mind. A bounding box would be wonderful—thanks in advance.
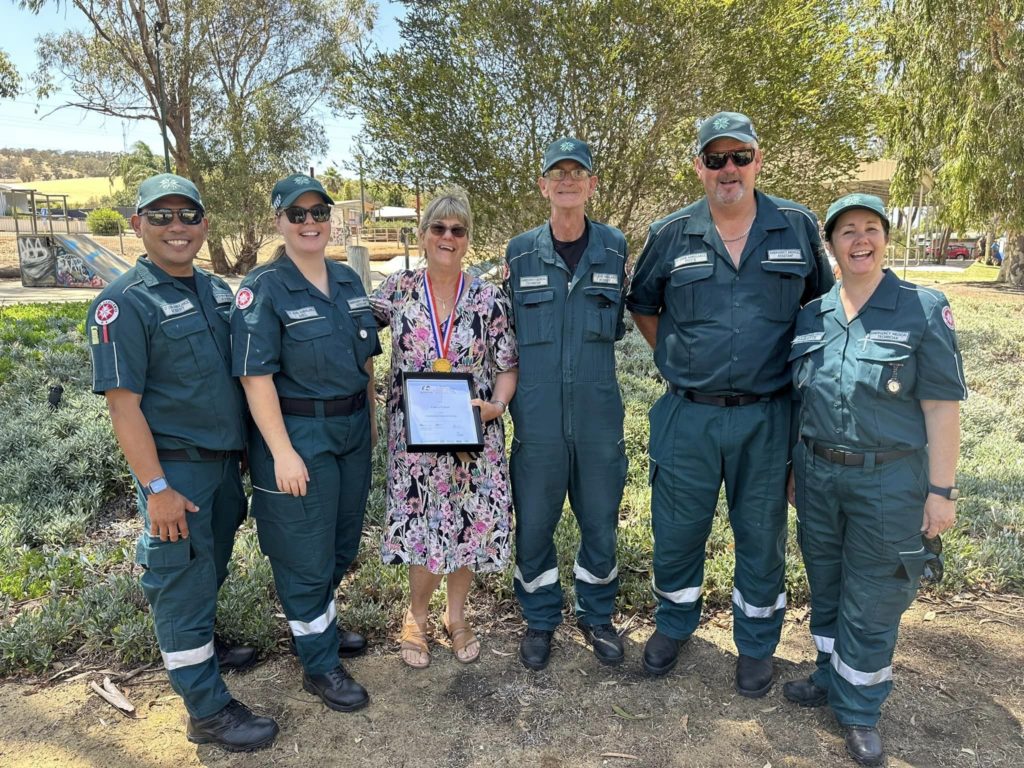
[137,256,188,287]
[818,283,840,315]
[277,254,352,293]
[539,217,603,265]
[863,268,900,311]
[681,190,788,237]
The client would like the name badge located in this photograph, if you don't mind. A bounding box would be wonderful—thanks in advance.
[347,296,370,311]
[866,330,910,343]
[520,275,548,288]
[286,306,320,320]
[792,332,825,345]
[673,253,708,268]
[593,273,619,285]
[767,249,803,262]
[161,299,194,317]
[212,289,234,304]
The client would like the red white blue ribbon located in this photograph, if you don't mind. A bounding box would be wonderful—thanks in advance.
[423,270,465,366]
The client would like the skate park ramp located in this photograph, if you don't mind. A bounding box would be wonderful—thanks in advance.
[18,233,133,288]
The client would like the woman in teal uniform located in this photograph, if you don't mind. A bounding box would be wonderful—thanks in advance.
[783,194,967,766]
[230,174,380,713]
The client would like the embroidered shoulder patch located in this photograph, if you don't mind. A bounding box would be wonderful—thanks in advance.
[235,287,254,309]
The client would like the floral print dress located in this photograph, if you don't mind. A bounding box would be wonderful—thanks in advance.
[370,269,518,574]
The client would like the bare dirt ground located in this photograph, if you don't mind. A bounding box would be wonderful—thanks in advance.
[2,595,1021,768]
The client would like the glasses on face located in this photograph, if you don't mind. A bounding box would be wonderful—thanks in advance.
[543,168,592,181]
[921,534,944,584]
[427,223,469,238]
[142,208,205,226]
[279,204,332,224]
[700,148,756,170]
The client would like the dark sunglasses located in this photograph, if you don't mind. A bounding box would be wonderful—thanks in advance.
[142,208,204,226]
[280,204,332,224]
[921,534,944,584]
[428,223,469,238]
[700,148,756,170]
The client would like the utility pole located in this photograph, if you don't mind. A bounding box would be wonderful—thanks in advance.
[153,21,172,173]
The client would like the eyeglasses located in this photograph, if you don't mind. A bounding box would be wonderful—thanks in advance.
[700,149,756,170]
[921,534,944,584]
[543,168,592,181]
[279,204,332,224]
[428,223,469,238]
[141,208,204,226]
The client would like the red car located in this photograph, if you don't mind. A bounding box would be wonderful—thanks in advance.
[926,243,972,261]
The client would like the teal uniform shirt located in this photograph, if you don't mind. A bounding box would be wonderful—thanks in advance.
[626,190,833,393]
[230,256,381,395]
[88,257,245,450]
[790,269,968,450]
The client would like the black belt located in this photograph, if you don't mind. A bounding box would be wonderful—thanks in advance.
[669,384,789,407]
[802,439,915,467]
[157,448,239,462]
[279,391,366,417]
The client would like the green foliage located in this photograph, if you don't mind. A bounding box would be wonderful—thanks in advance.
[214,526,279,654]
[108,141,164,191]
[0,48,19,99]
[86,207,127,236]
[356,0,881,248]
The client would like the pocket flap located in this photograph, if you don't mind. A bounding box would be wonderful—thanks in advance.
[519,289,555,305]
[582,285,620,302]
[670,263,714,286]
[283,317,332,340]
[135,535,193,571]
[856,342,911,363]
[761,258,812,278]
[160,313,206,338]
[788,337,827,362]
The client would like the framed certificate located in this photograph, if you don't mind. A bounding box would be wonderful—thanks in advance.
[402,371,484,452]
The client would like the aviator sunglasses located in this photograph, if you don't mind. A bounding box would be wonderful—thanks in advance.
[142,208,205,226]
[280,203,333,224]
[428,223,469,238]
[700,148,756,170]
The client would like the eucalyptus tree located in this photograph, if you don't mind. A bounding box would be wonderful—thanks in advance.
[0,49,18,99]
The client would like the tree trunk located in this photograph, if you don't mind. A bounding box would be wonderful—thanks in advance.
[235,228,261,275]
[207,235,231,275]
[998,232,1024,288]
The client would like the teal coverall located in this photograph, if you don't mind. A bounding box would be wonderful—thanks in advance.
[88,257,247,719]
[230,256,379,675]
[626,191,832,658]
[505,220,628,630]
[789,270,967,726]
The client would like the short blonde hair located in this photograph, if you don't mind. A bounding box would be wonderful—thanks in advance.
[419,187,472,238]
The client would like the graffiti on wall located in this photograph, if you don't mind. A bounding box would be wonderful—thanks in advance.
[18,236,56,287]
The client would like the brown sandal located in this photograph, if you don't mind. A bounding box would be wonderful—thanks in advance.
[399,611,430,669]
[443,615,480,664]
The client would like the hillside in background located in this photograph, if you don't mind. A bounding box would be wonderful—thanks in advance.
[0,148,118,183]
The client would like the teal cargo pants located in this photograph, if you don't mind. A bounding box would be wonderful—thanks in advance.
[248,409,371,675]
[648,391,790,658]
[794,440,932,726]
[135,456,246,719]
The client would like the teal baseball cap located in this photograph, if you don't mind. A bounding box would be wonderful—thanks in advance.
[824,193,890,239]
[697,111,758,153]
[271,173,334,210]
[136,173,203,212]
[541,137,593,174]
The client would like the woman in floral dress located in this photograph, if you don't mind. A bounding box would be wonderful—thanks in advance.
[371,188,518,667]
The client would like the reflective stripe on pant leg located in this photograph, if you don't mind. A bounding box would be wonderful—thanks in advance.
[515,566,560,593]
[163,639,215,670]
[831,652,893,687]
[652,578,702,606]
[732,587,786,619]
[574,561,618,585]
[289,598,338,637]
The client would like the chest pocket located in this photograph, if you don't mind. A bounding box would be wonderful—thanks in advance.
[349,309,379,362]
[855,341,915,399]
[788,338,827,393]
[667,262,714,322]
[582,285,619,341]
[515,289,555,345]
[760,258,812,322]
[282,316,332,381]
[160,311,220,381]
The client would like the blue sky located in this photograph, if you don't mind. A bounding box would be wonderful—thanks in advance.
[0,2,403,173]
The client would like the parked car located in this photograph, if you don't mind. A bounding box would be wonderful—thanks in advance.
[926,243,972,261]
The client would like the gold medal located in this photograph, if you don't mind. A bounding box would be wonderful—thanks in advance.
[886,378,902,394]
[432,358,452,372]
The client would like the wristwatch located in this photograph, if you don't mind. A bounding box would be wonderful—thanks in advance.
[143,476,169,497]
[928,484,960,501]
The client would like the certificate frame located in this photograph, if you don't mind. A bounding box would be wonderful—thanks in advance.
[401,371,484,453]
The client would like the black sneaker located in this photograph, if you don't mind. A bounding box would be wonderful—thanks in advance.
[641,629,688,676]
[579,623,625,666]
[186,699,279,752]
[214,635,257,672]
[303,666,369,712]
[845,725,885,766]
[519,628,554,671]
[735,654,774,698]
[782,676,829,707]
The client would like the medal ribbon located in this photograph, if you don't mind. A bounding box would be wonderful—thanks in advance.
[423,271,465,366]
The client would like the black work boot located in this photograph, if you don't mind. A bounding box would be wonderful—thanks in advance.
[642,629,688,676]
[214,635,257,672]
[783,676,829,707]
[519,628,554,671]
[303,665,369,712]
[186,699,279,752]
[338,628,368,658]
[735,654,774,697]
[844,725,885,766]
[579,623,625,666]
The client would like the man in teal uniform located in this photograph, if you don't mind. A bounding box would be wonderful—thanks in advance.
[231,173,380,711]
[505,137,629,670]
[784,194,967,765]
[87,173,278,751]
[627,113,833,693]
